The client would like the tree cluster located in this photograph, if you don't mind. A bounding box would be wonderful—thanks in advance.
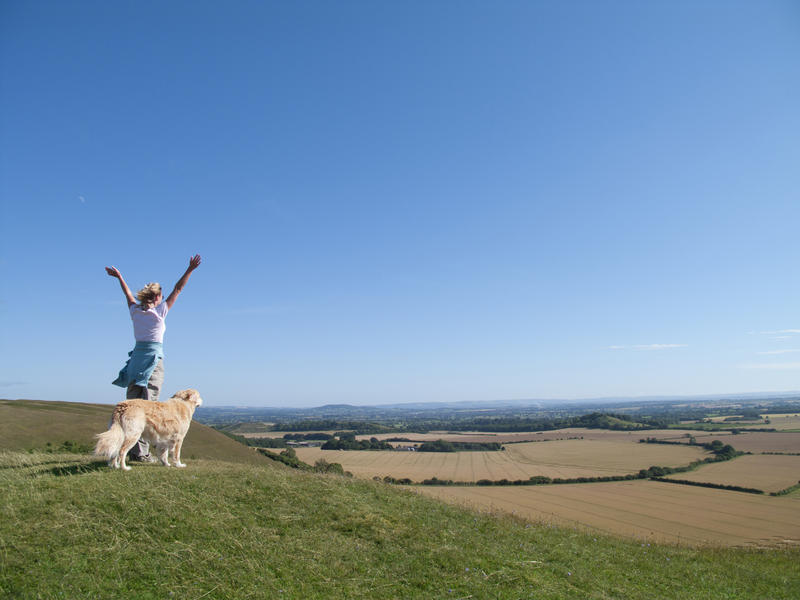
[321,435,393,451]
[417,440,503,452]
[374,475,413,485]
[284,432,334,441]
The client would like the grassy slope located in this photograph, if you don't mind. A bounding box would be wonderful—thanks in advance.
[1,400,799,599]
[0,399,268,465]
[1,453,799,600]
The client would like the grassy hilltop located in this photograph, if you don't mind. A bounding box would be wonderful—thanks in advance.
[1,400,799,599]
[0,398,267,464]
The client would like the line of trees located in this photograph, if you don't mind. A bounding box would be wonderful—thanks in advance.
[257,447,311,469]
[650,477,764,495]
[770,481,800,497]
[321,435,393,451]
[762,452,800,456]
[417,440,503,452]
[283,433,335,441]
[421,473,644,487]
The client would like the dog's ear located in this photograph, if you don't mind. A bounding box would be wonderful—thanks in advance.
[176,389,202,406]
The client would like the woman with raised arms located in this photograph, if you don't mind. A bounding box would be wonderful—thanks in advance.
[105,254,202,461]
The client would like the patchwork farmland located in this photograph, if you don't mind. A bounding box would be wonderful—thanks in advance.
[287,426,800,547]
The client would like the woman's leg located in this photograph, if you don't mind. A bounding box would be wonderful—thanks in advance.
[147,358,164,402]
[124,383,150,459]
[126,382,146,400]
[123,359,163,461]
[125,358,164,401]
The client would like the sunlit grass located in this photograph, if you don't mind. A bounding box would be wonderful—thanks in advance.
[1,452,798,599]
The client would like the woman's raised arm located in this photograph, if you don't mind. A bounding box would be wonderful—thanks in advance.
[105,266,136,307]
[165,254,202,310]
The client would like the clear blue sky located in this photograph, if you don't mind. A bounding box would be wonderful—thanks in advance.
[2,1,799,407]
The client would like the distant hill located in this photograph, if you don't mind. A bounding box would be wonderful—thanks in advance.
[194,392,800,427]
[0,398,270,465]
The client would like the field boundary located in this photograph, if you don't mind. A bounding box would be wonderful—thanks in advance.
[762,451,800,456]
[650,477,765,495]
[771,482,800,497]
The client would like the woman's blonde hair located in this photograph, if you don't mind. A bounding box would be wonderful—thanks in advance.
[136,282,162,309]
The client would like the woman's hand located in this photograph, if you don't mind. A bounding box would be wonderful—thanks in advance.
[106,266,136,306]
[166,254,202,309]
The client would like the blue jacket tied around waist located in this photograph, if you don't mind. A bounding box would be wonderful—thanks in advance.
[112,341,163,389]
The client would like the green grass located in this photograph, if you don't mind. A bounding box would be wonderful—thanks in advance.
[1,399,799,599]
[1,452,798,600]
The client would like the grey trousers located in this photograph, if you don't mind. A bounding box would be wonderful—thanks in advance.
[126,358,164,459]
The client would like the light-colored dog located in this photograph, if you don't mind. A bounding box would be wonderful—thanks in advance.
[94,389,203,470]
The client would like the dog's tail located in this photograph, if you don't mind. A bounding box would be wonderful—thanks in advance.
[94,421,125,460]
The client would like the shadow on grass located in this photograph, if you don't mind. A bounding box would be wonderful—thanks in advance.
[0,455,96,471]
[48,461,109,477]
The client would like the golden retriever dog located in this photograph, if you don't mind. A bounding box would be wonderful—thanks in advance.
[94,389,203,470]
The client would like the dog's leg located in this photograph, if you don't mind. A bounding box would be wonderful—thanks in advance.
[157,445,170,467]
[173,439,186,467]
[118,436,140,471]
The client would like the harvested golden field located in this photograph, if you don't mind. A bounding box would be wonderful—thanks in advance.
[503,440,705,475]
[358,428,705,445]
[664,454,800,493]
[671,431,800,454]
[765,414,800,430]
[293,440,707,482]
[416,480,800,547]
